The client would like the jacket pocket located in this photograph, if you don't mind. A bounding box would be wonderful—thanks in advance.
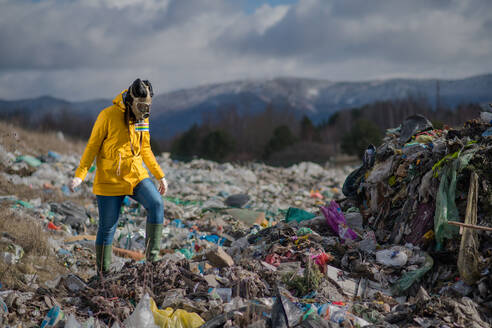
[97,157,119,184]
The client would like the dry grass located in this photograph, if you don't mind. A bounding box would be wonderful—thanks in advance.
[0,120,90,205]
[0,167,95,208]
[0,204,67,289]
[0,207,49,255]
[0,122,87,289]
[0,120,85,156]
[0,173,67,203]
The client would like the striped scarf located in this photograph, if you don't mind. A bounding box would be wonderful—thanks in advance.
[135,121,149,132]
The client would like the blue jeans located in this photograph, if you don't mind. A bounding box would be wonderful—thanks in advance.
[96,178,164,246]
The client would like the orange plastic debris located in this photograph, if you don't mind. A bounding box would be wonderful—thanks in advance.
[43,182,55,189]
[310,189,323,199]
[313,252,334,273]
[47,221,61,231]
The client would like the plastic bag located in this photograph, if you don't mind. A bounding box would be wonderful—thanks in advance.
[342,145,375,199]
[231,236,249,248]
[311,252,333,273]
[376,248,408,267]
[362,144,376,169]
[297,227,314,236]
[480,111,492,123]
[64,314,82,328]
[433,147,477,250]
[284,207,316,223]
[123,294,158,328]
[199,234,226,246]
[16,155,42,167]
[318,303,370,327]
[208,287,232,303]
[482,127,492,137]
[342,166,365,198]
[224,194,250,208]
[0,296,8,315]
[299,314,333,328]
[365,156,394,184]
[150,297,205,328]
[271,294,304,328]
[457,172,481,285]
[399,114,433,143]
[320,201,358,242]
[65,315,105,328]
[405,202,435,246]
[392,252,433,295]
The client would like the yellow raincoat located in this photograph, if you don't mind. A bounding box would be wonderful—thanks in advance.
[75,90,164,196]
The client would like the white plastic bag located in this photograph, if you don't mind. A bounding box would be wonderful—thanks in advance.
[123,293,158,328]
[376,248,408,267]
[64,314,82,328]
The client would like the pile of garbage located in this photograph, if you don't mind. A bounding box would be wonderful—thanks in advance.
[0,114,491,327]
[341,114,492,321]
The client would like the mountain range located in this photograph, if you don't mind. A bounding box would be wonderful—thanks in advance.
[1,74,491,139]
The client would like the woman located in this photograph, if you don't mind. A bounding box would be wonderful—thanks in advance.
[70,78,167,273]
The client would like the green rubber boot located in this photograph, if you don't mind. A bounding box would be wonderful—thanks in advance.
[145,223,163,262]
[95,244,112,274]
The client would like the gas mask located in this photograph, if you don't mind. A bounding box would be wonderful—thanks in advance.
[127,79,153,121]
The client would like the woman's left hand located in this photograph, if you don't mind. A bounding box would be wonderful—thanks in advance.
[158,177,168,195]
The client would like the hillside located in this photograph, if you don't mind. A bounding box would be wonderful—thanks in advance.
[0,74,491,139]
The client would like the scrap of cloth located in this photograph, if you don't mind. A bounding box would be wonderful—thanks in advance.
[135,121,149,132]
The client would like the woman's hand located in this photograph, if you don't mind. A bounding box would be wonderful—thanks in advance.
[158,177,168,195]
[69,177,82,192]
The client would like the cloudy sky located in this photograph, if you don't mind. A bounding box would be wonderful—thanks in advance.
[0,0,491,101]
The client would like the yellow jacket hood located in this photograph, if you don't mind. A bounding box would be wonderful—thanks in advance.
[112,89,127,112]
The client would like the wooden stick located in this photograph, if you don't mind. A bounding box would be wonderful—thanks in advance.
[64,235,96,243]
[63,235,145,260]
[448,221,492,232]
[112,246,145,261]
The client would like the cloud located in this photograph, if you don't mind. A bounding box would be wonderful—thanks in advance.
[0,0,490,100]
[217,0,492,65]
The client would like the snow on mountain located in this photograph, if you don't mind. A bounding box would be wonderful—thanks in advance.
[0,74,490,139]
[149,74,491,138]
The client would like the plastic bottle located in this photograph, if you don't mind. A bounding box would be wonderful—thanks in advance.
[318,304,370,327]
[208,287,232,303]
[40,305,64,328]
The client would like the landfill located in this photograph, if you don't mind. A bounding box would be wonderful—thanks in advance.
[0,113,491,328]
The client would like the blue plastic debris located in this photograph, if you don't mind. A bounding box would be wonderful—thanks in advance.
[47,151,61,161]
[482,127,492,137]
[16,155,42,167]
[58,249,72,256]
[200,235,226,246]
[218,191,229,198]
[0,297,8,315]
[40,305,64,328]
[122,196,131,206]
[61,185,71,195]
[16,200,33,208]
[172,219,186,228]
